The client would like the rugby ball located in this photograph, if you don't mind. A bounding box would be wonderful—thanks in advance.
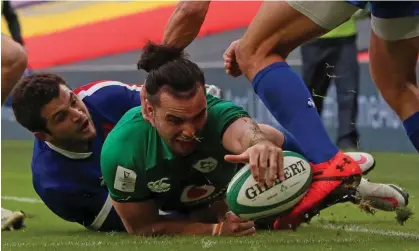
[226,151,312,220]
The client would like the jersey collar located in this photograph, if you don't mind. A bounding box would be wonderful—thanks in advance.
[45,141,93,159]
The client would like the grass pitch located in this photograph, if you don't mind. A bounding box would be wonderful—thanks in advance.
[2,140,418,251]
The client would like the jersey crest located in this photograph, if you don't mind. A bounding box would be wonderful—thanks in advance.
[192,157,218,173]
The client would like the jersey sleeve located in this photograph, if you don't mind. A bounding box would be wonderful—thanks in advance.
[39,188,106,227]
[100,107,152,203]
[205,94,250,141]
[74,80,142,122]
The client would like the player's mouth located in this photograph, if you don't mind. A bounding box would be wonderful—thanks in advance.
[175,137,197,154]
[176,137,194,142]
[80,119,90,132]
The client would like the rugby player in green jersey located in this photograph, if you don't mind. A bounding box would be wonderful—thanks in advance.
[101,42,409,237]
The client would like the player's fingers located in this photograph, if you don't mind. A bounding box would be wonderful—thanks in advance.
[223,44,235,59]
[268,150,278,185]
[223,49,231,60]
[277,150,285,181]
[225,211,242,222]
[259,147,268,185]
[236,227,256,237]
[238,220,255,230]
[224,58,232,64]
[224,62,232,70]
[249,150,260,182]
[224,153,249,163]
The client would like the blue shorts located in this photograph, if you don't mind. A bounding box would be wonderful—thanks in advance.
[287,1,419,41]
[347,1,419,18]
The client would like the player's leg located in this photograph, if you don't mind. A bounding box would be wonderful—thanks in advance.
[1,208,25,231]
[235,1,359,164]
[368,10,419,151]
[334,36,360,150]
[1,35,28,231]
[1,34,27,104]
[230,1,364,229]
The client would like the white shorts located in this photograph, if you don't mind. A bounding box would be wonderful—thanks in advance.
[287,1,419,41]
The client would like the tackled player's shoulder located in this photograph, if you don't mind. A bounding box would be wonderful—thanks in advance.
[106,106,150,140]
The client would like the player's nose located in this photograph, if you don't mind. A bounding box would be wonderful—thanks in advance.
[70,108,84,122]
[181,123,196,138]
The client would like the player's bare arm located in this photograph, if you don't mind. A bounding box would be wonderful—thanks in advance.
[257,124,285,148]
[222,117,285,186]
[112,199,255,237]
[1,34,27,104]
[162,1,211,49]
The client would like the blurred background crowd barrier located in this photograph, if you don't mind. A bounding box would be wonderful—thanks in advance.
[1,1,417,153]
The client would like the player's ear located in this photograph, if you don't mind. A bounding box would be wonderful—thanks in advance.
[143,98,156,127]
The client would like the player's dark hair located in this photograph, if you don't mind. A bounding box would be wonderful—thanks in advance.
[11,73,70,133]
[137,41,205,105]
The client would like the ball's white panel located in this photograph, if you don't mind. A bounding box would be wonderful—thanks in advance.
[236,156,311,208]
[238,192,307,220]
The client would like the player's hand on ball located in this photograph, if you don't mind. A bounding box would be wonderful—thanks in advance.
[217,211,256,236]
[225,140,285,187]
[223,40,242,77]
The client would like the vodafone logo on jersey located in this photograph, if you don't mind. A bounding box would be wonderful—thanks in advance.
[180,185,216,203]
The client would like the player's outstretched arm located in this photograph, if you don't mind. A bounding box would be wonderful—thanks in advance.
[162,1,211,49]
[257,123,285,148]
[112,199,255,237]
[222,117,286,186]
[1,34,27,104]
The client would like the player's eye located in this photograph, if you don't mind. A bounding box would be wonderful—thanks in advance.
[70,98,77,106]
[54,112,67,122]
[194,110,206,121]
[167,116,184,125]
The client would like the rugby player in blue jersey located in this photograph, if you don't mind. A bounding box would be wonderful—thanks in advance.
[162,1,419,229]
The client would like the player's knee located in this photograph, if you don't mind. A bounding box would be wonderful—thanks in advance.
[14,49,28,71]
[2,36,27,71]
[379,81,416,116]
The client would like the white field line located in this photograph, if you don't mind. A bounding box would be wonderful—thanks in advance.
[318,223,419,240]
[2,196,419,241]
[1,196,43,203]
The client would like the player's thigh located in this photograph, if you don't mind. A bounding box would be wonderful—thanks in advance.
[236,1,358,79]
[368,2,419,87]
[367,1,419,94]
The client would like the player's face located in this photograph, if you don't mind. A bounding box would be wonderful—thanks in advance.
[40,85,96,144]
[152,86,208,156]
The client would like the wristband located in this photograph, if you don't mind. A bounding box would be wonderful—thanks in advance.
[212,222,224,236]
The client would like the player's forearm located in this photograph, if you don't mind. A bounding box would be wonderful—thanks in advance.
[223,117,271,154]
[240,118,270,149]
[257,124,284,148]
[128,220,217,237]
[162,1,211,49]
[189,199,229,223]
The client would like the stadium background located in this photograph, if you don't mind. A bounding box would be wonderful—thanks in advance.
[1,1,417,153]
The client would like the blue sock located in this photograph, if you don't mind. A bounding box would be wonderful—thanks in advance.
[252,62,338,164]
[403,112,419,152]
